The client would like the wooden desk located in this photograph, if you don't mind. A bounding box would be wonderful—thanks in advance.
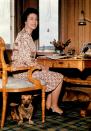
[37,57,91,71]
[37,56,91,86]
[37,56,91,108]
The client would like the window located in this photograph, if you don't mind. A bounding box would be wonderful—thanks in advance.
[0,0,14,48]
[39,0,59,51]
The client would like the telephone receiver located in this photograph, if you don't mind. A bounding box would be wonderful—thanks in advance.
[82,43,91,53]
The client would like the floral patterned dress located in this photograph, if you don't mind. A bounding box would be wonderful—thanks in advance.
[12,28,63,92]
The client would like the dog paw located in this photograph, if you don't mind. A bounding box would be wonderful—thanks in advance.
[29,120,34,125]
[80,110,86,117]
[18,120,23,125]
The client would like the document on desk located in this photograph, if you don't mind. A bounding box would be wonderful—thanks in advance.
[46,55,70,59]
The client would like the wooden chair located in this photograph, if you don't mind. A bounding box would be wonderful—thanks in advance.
[0,37,46,128]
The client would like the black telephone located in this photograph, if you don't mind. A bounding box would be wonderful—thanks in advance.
[82,43,91,53]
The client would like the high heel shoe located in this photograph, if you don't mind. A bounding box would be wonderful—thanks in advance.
[46,108,53,116]
[46,108,63,116]
[52,111,63,116]
[51,108,63,116]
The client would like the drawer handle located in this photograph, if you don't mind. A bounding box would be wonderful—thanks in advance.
[58,62,64,64]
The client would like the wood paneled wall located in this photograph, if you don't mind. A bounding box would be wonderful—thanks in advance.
[15,0,38,38]
[15,0,91,54]
[60,0,91,54]
[22,0,38,11]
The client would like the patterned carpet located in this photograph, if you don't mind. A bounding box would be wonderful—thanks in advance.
[1,101,91,131]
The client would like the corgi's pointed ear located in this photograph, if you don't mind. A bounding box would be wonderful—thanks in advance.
[28,95,32,99]
[21,95,25,99]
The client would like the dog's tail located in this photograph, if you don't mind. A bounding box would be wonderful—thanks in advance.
[10,103,19,107]
[10,103,19,122]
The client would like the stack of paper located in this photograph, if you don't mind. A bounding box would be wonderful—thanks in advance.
[46,55,70,59]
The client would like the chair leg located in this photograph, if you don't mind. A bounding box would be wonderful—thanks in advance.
[1,92,8,128]
[42,86,46,123]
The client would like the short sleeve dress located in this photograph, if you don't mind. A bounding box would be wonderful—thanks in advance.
[12,28,63,92]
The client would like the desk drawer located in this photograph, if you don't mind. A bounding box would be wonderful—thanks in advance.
[53,60,82,69]
[37,59,53,67]
[68,61,83,70]
[53,61,68,68]
[84,60,91,68]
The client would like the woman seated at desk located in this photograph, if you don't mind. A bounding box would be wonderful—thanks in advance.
[12,7,64,115]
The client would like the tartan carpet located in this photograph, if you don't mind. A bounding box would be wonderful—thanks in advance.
[1,101,91,131]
